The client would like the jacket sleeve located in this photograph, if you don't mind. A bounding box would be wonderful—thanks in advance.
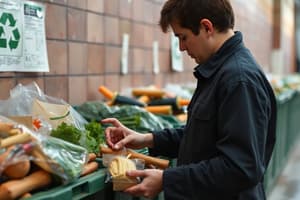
[162,82,274,198]
[148,126,185,158]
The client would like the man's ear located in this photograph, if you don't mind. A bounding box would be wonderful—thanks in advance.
[200,19,213,34]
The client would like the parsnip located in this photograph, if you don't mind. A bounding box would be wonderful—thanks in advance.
[0,134,32,148]
[0,170,52,200]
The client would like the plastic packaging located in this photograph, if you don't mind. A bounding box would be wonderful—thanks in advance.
[0,116,88,184]
[0,82,87,132]
[107,155,140,191]
[0,82,94,155]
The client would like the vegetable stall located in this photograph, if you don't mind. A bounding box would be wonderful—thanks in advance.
[1,74,299,199]
[0,82,187,200]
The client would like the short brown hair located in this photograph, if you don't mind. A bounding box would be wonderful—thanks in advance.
[159,0,235,34]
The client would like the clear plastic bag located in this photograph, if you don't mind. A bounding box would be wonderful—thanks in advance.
[0,116,88,184]
[105,154,142,191]
[0,82,87,132]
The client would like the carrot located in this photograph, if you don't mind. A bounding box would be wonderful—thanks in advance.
[106,100,114,106]
[98,86,115,100]
[132,88,165,98]
[20,192,32,199]
[176,113,188,122]
[80,161,99,177]
[138,95,150,104]
[179,98,190,106]
[88,153,97,162]
[0,145,30,179]
[0,170,52,200]
[145,105,173,115]
[0,143,33,179]
[4,160,31,179]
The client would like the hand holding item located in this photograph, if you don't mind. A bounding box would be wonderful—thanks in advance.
[125,168,163,199]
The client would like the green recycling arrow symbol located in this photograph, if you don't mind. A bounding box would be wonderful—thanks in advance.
[0,12,20,50]
[9,27,20,49]
[0,26,6,48]
[0,13,16,26]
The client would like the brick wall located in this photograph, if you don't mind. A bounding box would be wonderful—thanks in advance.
[0,0,296,105]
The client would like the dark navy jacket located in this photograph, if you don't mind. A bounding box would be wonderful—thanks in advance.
[149,32,276,200]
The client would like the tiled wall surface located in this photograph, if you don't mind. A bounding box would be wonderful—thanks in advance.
[0,0,296,105]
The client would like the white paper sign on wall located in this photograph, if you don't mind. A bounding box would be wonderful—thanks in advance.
[0,0,49,72]
[121,33,129,75]
[153,41,159,74]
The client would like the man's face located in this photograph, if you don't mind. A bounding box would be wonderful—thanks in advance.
[171,21,213,64]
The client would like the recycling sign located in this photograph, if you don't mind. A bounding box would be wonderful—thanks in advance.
[0,12,20,50]
[0,10,22,56]
[0,0,48,72]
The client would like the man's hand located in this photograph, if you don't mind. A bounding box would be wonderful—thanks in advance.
[101,118,153,150]
[124,169,163,199]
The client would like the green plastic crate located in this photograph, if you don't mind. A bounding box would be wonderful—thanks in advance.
[286,92,300,148]
[264,90,295,195]
[26,168,110,200]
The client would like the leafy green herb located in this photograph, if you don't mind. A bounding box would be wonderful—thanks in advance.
[50,121,105,153]
[84,120,104,145]
[50,122,81,145]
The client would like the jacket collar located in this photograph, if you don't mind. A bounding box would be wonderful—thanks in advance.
[193,31,243,79]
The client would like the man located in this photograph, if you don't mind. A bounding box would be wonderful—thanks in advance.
[102,0,276,199]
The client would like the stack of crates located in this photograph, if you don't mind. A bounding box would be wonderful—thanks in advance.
[264,90,300,195]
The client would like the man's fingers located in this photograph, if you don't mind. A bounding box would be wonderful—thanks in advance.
[101,118,122,127]
[102,117,133,150]
[124,184,143,195]
[113,136,131,150]
[126,169,146,178]
[105,127,120,147]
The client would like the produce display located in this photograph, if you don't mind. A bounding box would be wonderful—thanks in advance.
[0,66,299,200]
[0,82,189,199]
[98,85,191,116]
[74,101,184,133]
[1,74,300,199]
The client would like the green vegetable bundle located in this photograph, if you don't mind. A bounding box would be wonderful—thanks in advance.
[41,136,88,184]
[74,101,183,132]
[50,121,105,153]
